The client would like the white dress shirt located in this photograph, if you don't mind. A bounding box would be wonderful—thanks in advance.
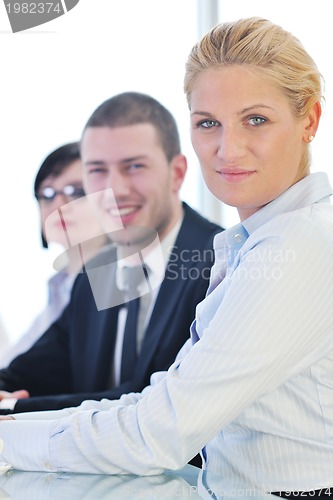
[112,217,182,386]
[1,173,333,493]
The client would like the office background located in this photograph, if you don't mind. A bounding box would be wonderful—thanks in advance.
[0,0,332,340]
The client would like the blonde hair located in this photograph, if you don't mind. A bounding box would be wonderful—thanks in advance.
[184,17,323,171]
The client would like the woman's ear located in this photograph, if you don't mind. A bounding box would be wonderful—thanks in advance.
[303,101,321,142]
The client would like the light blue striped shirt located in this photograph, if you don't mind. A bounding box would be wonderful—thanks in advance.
[1,173,333,493]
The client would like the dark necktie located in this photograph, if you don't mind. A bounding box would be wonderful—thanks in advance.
[120,264,148,383]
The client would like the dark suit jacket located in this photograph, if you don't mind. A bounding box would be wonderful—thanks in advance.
[0,203,222,413]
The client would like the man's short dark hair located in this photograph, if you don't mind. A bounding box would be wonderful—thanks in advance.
[83,92,181,162]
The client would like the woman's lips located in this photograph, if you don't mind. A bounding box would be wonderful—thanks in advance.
[54,219,72,229]
[218,169,256,182]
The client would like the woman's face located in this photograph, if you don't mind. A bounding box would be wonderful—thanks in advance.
[190,65,317,221]
[38,159,103,248]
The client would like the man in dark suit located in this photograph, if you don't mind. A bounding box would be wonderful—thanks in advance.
[0,92,222,415]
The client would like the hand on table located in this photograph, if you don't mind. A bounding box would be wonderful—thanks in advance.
[0,390,29,400]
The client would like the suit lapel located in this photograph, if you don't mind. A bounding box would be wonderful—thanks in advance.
[136,205,196,378]
[83,247,122,388]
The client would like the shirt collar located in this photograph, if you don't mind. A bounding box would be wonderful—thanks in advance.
[212,172,333,275]
[48,270,74,289]
[214,172,333,253]
[116,209,184,290]
[243,172,332,236]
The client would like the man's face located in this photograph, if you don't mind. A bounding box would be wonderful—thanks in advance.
[81,124,186,247]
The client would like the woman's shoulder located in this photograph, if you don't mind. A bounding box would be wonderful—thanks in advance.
[252,201,333,255]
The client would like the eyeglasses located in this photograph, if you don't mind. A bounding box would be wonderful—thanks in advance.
[37,185,86,203]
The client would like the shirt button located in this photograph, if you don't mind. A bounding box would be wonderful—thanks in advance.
[233,233,242,243]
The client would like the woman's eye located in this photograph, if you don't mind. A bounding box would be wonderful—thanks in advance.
[248,116,266,126]
[197,119,219,129]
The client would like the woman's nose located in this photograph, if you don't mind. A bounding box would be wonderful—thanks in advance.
[217,127,245,163]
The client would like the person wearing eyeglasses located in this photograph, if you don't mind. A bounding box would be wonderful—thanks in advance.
[0,143,107,368]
